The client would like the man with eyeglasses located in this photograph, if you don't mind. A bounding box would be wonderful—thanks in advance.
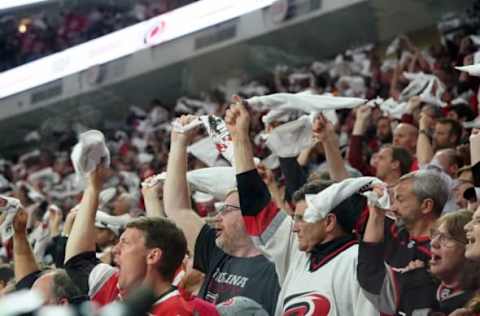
[161,114,280,315]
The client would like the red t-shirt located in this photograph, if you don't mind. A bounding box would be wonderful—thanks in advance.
[89,264,218,315]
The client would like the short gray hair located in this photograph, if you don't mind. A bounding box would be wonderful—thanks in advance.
[50,269,81,303]
[399,170,449,217]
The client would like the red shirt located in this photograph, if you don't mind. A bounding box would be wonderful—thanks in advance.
[89,264,218,315]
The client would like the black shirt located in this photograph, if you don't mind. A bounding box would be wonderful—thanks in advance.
[194,224,280,315]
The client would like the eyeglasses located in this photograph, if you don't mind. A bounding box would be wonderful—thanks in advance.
[292,214,305,223]
[218,204,241,214]
[430,229,465,247]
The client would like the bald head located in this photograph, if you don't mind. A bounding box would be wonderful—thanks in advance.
[433,148,462,178]
[32,270,80,305]
[393,123,418,154]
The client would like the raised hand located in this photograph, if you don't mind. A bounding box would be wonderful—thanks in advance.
[171,114,200,146]
[257,163,275,186]
[141,174,164,200]
[418,111,432,131]
[12,209,28,236]
[406,96,422,114]
[352,105,371,135]
[312,113,335,143]
[48,205,63,236]
[225,95,250,141]
[63,208,78,237]
[356,105,372,123]
[88,166,106,192]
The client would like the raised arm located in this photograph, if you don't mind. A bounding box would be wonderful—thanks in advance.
[142,178,165,218]
[417,112,434,165]
[348,106,374,176]
[64,168,103,263]
[362,201,386,243]
[225,97,270,212]
[297,145,315,167]
[225,97,256,174]
[13,209,39,283]
[226,98,295,280]
[163,115,204,255]
[313,114,349,181]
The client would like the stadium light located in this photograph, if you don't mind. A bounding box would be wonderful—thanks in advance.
[0,0,52,11]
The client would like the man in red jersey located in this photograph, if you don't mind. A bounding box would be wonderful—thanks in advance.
[63,167,218,315]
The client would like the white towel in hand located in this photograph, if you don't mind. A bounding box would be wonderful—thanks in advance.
[304,177,386,223]
[70,130,110,181]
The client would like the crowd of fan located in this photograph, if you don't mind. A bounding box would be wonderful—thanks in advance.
[0,0,198,72]
[1,4,480,316]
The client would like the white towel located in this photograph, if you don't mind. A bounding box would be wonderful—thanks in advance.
[171,117,203,133]
[400,72,446,107]
[262,154,280,170]
[265,115,314,158]
[99,187,117,209]
[188,137,220,167]
[199,115,234,165]
[463,117,480,129]
[456,63,480,77]
[0,196,22,241]
[144,167,236,201]
[70,130,110,181]
[470,35,480,46]
[95,211,131,236]
[386,37,400,56]
[248,92,366,113]
[187,167,236,201]
[0,290,43,315]
[303,177,387,223]
[368,97,408,120]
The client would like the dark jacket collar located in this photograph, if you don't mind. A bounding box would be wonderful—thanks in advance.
[309,235,357,272]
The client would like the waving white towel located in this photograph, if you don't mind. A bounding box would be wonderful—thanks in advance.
[143,167,236,201]
[265,115,314,158]
[304,177,388,223]
[456,63,480,77]
[0,196,22,241]
[248,93,366,113]
[71,130,110,181]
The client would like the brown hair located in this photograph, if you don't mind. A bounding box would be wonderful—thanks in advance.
[433,209,472,244]
[126,217,187,282]
[434,210,480,292]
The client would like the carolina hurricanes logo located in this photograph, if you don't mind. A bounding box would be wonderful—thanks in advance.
[283,292,331,316]
[144,20,166,45]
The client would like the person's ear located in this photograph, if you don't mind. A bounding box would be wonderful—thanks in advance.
[325,214,337,233]
[420,198,434,215]
[146,248,162,266]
